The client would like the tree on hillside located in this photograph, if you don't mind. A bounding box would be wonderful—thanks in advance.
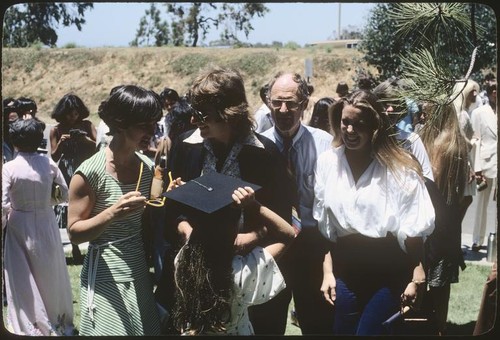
[360,3,496,82]
[217,3,269,45]
[132,2,268,47]
[2,3,94,48]
[130,3,170,47]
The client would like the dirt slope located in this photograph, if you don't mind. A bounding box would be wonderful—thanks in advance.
[2,45,375,125]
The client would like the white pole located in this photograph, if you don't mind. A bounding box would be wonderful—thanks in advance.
[338,3,341,40]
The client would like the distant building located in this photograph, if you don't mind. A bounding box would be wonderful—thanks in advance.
[307,39,361,48]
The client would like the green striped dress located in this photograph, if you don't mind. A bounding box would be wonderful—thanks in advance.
[76,150,160,335]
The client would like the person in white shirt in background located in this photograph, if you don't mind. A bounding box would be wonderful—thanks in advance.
[479,73,496,105]
[253,84,274,133]
[470,82,497,251]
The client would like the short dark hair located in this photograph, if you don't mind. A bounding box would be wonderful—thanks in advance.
[9,117,46,151]
[15,97,37,115]
[336,82,349,96]
[259,84,269,103]
[167,98,196,142]
[98,85,163,135]
[159,87,180,102]
[51,93,90,123]
[3,97,17,115]
[486,82,497,95]
[484,72,496,82]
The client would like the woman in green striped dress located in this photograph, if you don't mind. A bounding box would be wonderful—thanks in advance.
[67,85,163,335]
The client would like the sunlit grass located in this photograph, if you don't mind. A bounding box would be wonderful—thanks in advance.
[66,262,82,333]
[3,258,492,336]
[448,263,492,325]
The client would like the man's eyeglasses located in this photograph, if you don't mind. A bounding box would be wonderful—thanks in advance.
[269,99,305,110]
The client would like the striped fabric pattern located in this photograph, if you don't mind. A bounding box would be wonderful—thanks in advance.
[75,150,161,335]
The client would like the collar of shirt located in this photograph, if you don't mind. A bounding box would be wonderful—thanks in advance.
[184,128,265,150]
[271,124,306,152]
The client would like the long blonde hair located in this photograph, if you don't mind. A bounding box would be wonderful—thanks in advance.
[418,102,468,204]
[329,90,423,181]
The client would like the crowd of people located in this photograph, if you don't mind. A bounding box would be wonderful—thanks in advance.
[1,67,497,336]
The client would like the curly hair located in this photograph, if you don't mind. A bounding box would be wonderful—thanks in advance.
[188,66,255,137]
[329,90,423,181]
[98,85,163,135]
[172,208,239,335]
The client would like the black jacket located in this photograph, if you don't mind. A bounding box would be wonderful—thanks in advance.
[165,128,296,242]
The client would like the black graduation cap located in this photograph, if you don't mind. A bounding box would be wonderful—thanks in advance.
[163,171,261,214]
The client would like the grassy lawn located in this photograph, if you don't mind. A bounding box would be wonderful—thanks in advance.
[3,257,493,336]
[66,258,492,336]
[284,261,493,336]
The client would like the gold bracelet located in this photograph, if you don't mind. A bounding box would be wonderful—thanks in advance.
[411,279,426,285]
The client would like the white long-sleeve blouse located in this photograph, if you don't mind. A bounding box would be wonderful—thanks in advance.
[313,145,435,252]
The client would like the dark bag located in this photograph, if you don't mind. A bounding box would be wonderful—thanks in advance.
[424,178,465,270]
[58,157,76,187]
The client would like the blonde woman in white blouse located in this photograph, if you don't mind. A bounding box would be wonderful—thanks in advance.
[313,90,435,335]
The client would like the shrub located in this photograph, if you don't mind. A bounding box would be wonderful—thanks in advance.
[284,41,301,50]
[62,42,78,49]
[315,55,346,75]
[171,53,215,76]
[229,52,278,77]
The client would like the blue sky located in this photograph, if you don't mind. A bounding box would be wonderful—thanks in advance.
[54,2,375,47]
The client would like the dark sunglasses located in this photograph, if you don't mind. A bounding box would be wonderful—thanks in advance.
[187,103,209,123]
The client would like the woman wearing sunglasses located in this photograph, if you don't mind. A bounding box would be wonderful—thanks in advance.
[67,85,163,335]
[155,66,296,335]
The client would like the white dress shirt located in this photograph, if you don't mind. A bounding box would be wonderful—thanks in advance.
[313,145,435,252]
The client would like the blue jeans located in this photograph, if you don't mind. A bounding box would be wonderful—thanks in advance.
[334,277,401,335]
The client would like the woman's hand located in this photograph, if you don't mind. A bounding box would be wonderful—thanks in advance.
[166,177,184,192]
[59,133,71,145]
[401,281,425,311]
[321,272,336,306]
[177,220,193,244]
[467,167,476,184]
[232,186,256,209]
[321,251,336,305]
[111,191,147,219]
